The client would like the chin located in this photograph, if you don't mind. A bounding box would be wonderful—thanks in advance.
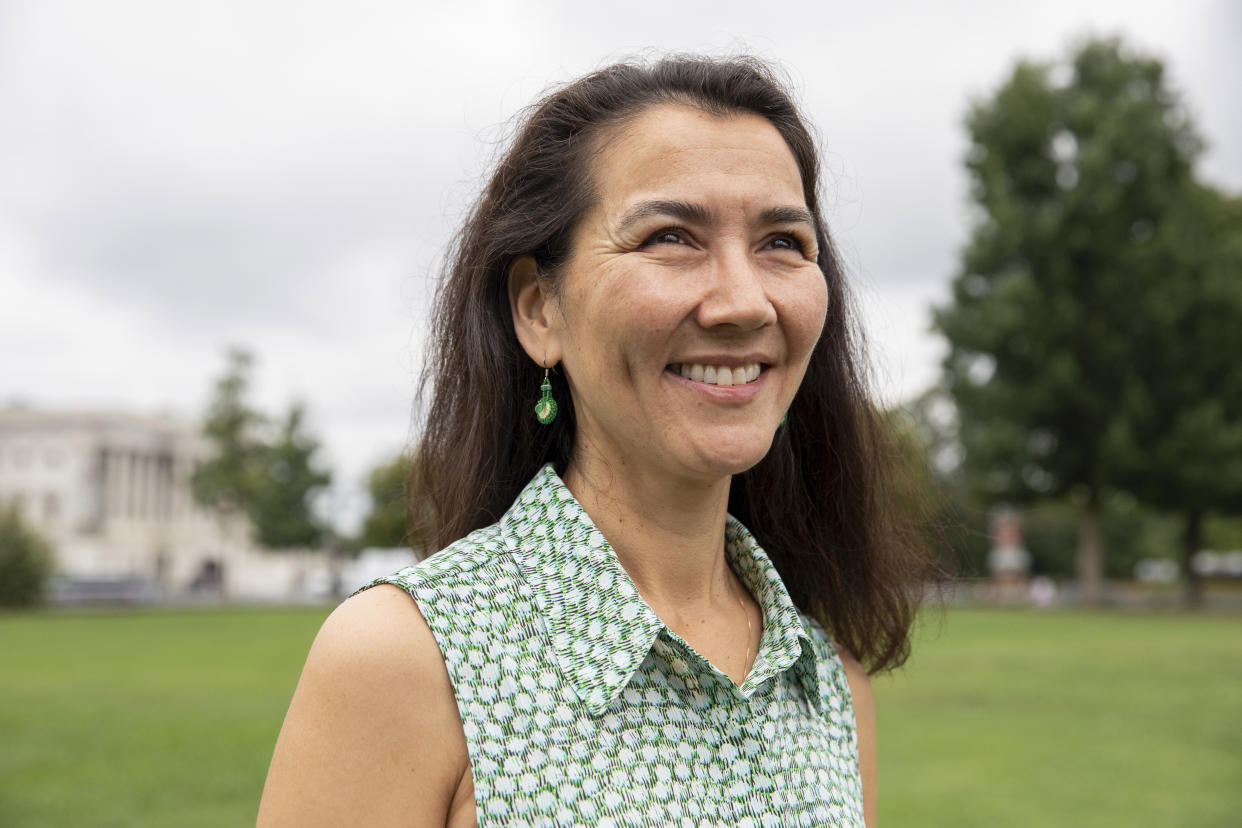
[679,432,777,480]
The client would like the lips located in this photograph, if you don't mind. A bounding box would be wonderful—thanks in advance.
[668,362,762,386]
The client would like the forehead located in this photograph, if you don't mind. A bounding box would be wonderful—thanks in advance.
[589,104,807,215]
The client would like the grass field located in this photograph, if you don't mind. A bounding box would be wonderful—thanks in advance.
[875,608,1242,827]
[1,605,1239,827]
[0,607,328,828]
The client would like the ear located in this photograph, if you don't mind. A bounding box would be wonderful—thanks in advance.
[507,255,563,366]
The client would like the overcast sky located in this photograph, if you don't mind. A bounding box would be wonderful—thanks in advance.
[2,0,1239,530]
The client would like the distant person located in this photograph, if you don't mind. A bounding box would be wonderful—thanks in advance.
[258,56,935,827]
[986,507,1032,603]
[1028,575,1057,608]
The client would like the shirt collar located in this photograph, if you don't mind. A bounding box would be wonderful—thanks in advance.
[503,464,822,716]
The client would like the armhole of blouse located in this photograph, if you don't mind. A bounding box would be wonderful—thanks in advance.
[802,618,861,732]
[826,639,856,701]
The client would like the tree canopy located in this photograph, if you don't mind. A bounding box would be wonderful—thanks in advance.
[0,503,55,607]
[933,36,1242,602]
[356,452,416,550]
[192,347,333,549]
[1101,182,1242,602]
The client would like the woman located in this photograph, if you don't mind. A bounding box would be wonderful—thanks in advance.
[258,56,932,827]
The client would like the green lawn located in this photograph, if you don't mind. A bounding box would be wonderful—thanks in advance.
[1,606,1238,827]
[0,606,331,828]
[875,608,1242,827]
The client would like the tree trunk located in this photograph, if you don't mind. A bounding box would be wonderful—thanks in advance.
[1181,508,1204,609]
[1077,491,1104,606]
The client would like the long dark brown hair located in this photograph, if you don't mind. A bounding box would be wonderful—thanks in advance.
[410,55,939,674]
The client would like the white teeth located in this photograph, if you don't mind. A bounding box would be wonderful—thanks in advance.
[672,362,762,386]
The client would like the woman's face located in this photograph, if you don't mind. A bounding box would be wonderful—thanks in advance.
[550,103,829,486]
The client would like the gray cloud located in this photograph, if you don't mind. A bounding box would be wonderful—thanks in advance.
[3,0,1238,529]
[14,173,429,335]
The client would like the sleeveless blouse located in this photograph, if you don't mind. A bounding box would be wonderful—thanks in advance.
[360,464,864,827]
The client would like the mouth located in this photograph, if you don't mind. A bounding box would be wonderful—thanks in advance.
[667,362,764,387]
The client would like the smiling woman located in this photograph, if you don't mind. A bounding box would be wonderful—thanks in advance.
[257,55,937,828]
[512,104,828,489]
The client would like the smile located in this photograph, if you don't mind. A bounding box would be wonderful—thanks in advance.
[668,362,762,386]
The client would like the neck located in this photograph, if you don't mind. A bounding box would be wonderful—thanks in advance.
[562,450,736,612]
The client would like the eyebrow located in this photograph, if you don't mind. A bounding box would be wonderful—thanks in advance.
[617,200,711,233]
[758,206,816,228]
[616,199,816,234]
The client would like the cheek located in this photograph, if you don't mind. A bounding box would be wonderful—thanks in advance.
[780,273,830,354]
[560,296,656,375]
[571,270,685,350]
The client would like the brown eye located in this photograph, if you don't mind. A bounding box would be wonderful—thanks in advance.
[646,228,687,245]
[767,234,803,251]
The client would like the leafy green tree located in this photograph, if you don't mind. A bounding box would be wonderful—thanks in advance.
[0,503,56,607]
[249,403,334,548]
[906,386,1187,583]
[934,37,1204,603]
[192,347,265,517]
[192,347,334,549]
[357,452,416,549]
[1102,183,1242,604]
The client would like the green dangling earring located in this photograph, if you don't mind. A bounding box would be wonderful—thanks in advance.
[534,366,558,425]
[779,411,788,428]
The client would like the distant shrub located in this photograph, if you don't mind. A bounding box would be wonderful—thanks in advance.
[0,503,56,607]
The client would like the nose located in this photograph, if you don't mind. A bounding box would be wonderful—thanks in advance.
[695,246,778,331]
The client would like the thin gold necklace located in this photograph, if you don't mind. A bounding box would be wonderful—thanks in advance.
[733,579,753,679]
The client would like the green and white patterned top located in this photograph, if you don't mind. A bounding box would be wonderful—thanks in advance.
[360,464,864,827]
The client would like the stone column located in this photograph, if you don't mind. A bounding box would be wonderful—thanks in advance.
[125,450,137,520]
[98,448,112,521]
[174,457,190,521]
[107,446,125,520]
[158,454,173,523]
[155,456,165,522]
[133,452,145,521]
[140,452,152,522]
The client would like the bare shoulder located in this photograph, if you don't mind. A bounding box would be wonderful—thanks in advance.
[256,584,470,828]
[832,642,877,828]
[831,642,874,705]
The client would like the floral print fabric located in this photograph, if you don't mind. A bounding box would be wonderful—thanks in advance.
[360,464,864,827]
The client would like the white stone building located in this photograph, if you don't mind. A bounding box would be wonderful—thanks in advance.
[0,405,331,601]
